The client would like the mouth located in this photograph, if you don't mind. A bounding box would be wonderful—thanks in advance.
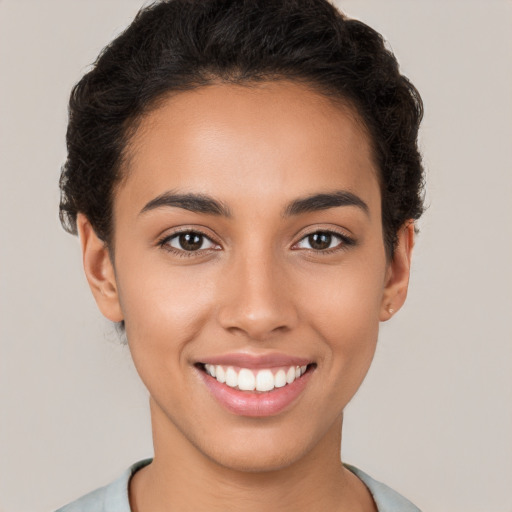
[195,358,316,417]
[197,362,315,392]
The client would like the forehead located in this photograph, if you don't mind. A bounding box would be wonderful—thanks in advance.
[118,81,381,218]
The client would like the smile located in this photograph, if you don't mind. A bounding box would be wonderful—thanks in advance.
[197,357,316,417]
[203,364,309,392]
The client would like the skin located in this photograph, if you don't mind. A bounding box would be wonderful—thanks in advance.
[78,81,414,511]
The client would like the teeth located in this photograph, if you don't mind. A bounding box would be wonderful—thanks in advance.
[203,364,309,392]
[256,369,274,392]
[238,368,255,391]
[274,369,287,388]
[286,366,296,384]
[225,367,238,388]
[216,365,225,383]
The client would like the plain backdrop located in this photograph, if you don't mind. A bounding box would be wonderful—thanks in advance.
[1,1,511,511]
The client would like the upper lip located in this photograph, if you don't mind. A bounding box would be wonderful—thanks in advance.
[198,352,313,369]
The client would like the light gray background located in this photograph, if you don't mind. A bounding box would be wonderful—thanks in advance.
[1,1,511,511]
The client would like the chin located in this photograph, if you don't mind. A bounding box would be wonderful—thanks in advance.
[206,443,307,474]
[191,422,321,474]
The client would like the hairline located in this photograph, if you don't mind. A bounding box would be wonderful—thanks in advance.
[107,77,387,256]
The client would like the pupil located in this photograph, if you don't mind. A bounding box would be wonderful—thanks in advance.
[180,233,202,251]
[309,232,331,250]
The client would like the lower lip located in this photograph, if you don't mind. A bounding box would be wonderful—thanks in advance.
[199,368,313,417]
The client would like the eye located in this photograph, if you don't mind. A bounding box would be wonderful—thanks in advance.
[160,230,219,253]
[294,230,353,252]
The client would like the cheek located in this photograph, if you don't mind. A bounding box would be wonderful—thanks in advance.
[297,258,385,389]
[115,256,219,368]
[299,257,385,337]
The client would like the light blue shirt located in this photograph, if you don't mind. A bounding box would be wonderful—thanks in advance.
[56,459,421,512]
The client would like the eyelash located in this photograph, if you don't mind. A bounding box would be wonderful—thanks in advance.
[292,230,355,255]
[157,229,220,258]
[157,228,355,258]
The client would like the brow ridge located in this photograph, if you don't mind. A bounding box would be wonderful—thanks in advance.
[283,190,369,217]
[139,189,368,218]
[140,191,232,217]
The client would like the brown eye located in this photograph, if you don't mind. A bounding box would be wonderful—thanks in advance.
[166,231,217,252]
[179,233,203,251]
[295,230,353,252]
[307,232,333,250]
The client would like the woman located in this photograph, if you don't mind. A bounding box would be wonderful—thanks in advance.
[56,0,424,510]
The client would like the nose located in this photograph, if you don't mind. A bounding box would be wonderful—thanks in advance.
[216,249,299,342]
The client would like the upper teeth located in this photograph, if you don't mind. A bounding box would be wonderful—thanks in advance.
[204,364,308,392]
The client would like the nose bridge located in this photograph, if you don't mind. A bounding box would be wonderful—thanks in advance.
[217,240,297,340]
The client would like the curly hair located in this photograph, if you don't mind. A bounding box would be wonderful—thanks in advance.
[59,0,424,257]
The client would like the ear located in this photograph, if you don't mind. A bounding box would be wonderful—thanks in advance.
[77,213,123,323]
[379,221,415,321]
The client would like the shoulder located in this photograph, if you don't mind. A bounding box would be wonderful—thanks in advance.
[56,459,418,512]
[54,459,152,512]
[345,464,422,512]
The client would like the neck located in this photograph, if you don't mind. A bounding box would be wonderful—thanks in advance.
[129,398,375,512]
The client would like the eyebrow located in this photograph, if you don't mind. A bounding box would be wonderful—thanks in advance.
[139,189,369,218]
[140,191,232,217]
[283,190,369,217]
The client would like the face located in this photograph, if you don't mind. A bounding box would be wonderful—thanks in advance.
[79,81,412,472]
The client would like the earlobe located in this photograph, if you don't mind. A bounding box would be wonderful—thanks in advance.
[76,214,124,323]
[379,221,415,322]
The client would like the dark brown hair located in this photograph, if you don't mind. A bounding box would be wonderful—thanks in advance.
[59,0,424,257]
